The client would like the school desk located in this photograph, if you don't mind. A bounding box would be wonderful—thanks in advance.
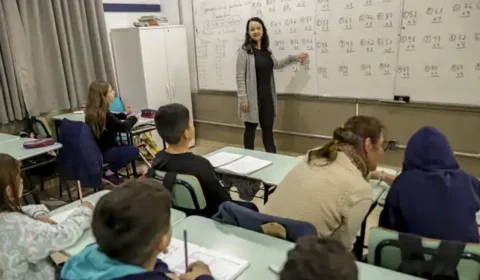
[53,112,161,177]
[0,138,62,169]
[0,132,20,144]
[172,216,423,280]
[204,147,302,204]
[50,190,187,256]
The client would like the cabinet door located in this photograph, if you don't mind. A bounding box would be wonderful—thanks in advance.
[164,27,195,146]
[164,28,192,109]
[139,29,171,110]
[139,29,171,148]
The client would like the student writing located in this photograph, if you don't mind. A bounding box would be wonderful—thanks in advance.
[61,179,213,280]
[0,153,93,280]
[85,81,140,185]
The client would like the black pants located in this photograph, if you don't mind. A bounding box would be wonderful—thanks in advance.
[244,95,276,153]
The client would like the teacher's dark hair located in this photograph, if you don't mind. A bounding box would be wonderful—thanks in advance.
[242,17,270,54]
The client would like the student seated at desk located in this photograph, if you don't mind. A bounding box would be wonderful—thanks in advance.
[0,153,94,280]
[152,103,257,217]
[61,179,214,280]
[85,81,140,185]
[281,236,357,280]
[379,126,480,243]
[264,116,386,250]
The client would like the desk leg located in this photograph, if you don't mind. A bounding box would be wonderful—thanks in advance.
[54,120,60,140]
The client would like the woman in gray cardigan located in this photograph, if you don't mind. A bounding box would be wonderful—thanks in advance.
[236,17,307,153]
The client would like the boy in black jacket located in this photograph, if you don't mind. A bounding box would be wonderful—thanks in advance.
[152,103,232,217]
[60,179,213,280]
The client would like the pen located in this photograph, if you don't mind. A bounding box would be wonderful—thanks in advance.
[184,230,189,273]
[77,180,83,203]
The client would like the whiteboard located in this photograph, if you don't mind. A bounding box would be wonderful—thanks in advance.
[395,0,480,105]
[192,0,480,105]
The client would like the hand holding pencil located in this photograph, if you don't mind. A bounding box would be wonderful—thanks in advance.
[180,261,211,280]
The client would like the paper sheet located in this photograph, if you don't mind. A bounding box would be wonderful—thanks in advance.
[158,238,249,280]
[50,208,77,224]
[219,156,272,175]
[205,152,244,168]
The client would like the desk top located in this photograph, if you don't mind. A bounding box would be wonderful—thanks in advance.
[53,112,154,126]
[205,147,301,186]
[0,133,20,144]
[51,190,187,256]
[173,216,422,280]
[0,138,62,161]
[53,112,85,122]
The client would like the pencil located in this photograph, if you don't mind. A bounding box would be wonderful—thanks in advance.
[76,180,83,203]
[184,230,189,273]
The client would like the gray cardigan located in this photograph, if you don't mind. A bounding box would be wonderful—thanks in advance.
[236,48,296,123]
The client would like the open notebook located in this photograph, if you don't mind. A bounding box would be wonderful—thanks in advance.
[158,238,249,280]
[206,152,272,175]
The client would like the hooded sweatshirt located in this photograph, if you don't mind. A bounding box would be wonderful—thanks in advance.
[60,244,214,280]
[379,126,480,243]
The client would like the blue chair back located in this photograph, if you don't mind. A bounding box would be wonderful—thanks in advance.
[58,120,103,189]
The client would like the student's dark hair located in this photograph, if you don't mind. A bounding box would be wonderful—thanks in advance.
[92,179,172,266]
[280,236,358,280]
[0,153,23,213]
[242,17,270,54]
[308,115,384,163]
[154,103,190,145]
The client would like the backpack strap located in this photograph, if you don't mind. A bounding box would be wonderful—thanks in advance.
[162,172,177,193]
[398,233,464,280]
[430,240,465,279]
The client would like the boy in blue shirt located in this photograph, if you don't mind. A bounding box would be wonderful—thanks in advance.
[61,179,213,280]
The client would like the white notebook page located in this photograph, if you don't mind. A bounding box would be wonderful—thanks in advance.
[206,152,244,168]
[158,238,249,280]
[219,156,272,175]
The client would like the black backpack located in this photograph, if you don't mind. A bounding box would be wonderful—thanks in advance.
[397,233,465,280]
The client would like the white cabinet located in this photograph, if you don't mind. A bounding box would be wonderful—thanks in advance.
[111,26,194,147]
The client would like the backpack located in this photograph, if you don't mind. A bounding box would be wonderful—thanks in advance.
[397,233,465,280]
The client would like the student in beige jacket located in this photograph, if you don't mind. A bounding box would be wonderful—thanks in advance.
[264,116,386,250]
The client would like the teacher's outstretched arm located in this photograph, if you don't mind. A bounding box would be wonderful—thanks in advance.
[271,51,308,70]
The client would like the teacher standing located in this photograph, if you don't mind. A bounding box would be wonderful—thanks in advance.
[236,17,308,153]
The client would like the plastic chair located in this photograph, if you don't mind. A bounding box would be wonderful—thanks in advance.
[109,96,125,113]
[368,227,480,280]
[152,170,206,214]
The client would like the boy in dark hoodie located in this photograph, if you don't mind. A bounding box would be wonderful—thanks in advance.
[60,179,214,280]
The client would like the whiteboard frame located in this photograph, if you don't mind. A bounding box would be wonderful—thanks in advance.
[185,0,480,107]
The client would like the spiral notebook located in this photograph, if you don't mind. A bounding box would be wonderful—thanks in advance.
[158,238,249,280]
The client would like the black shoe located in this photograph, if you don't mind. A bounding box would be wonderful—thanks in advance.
[103,174,124,186]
